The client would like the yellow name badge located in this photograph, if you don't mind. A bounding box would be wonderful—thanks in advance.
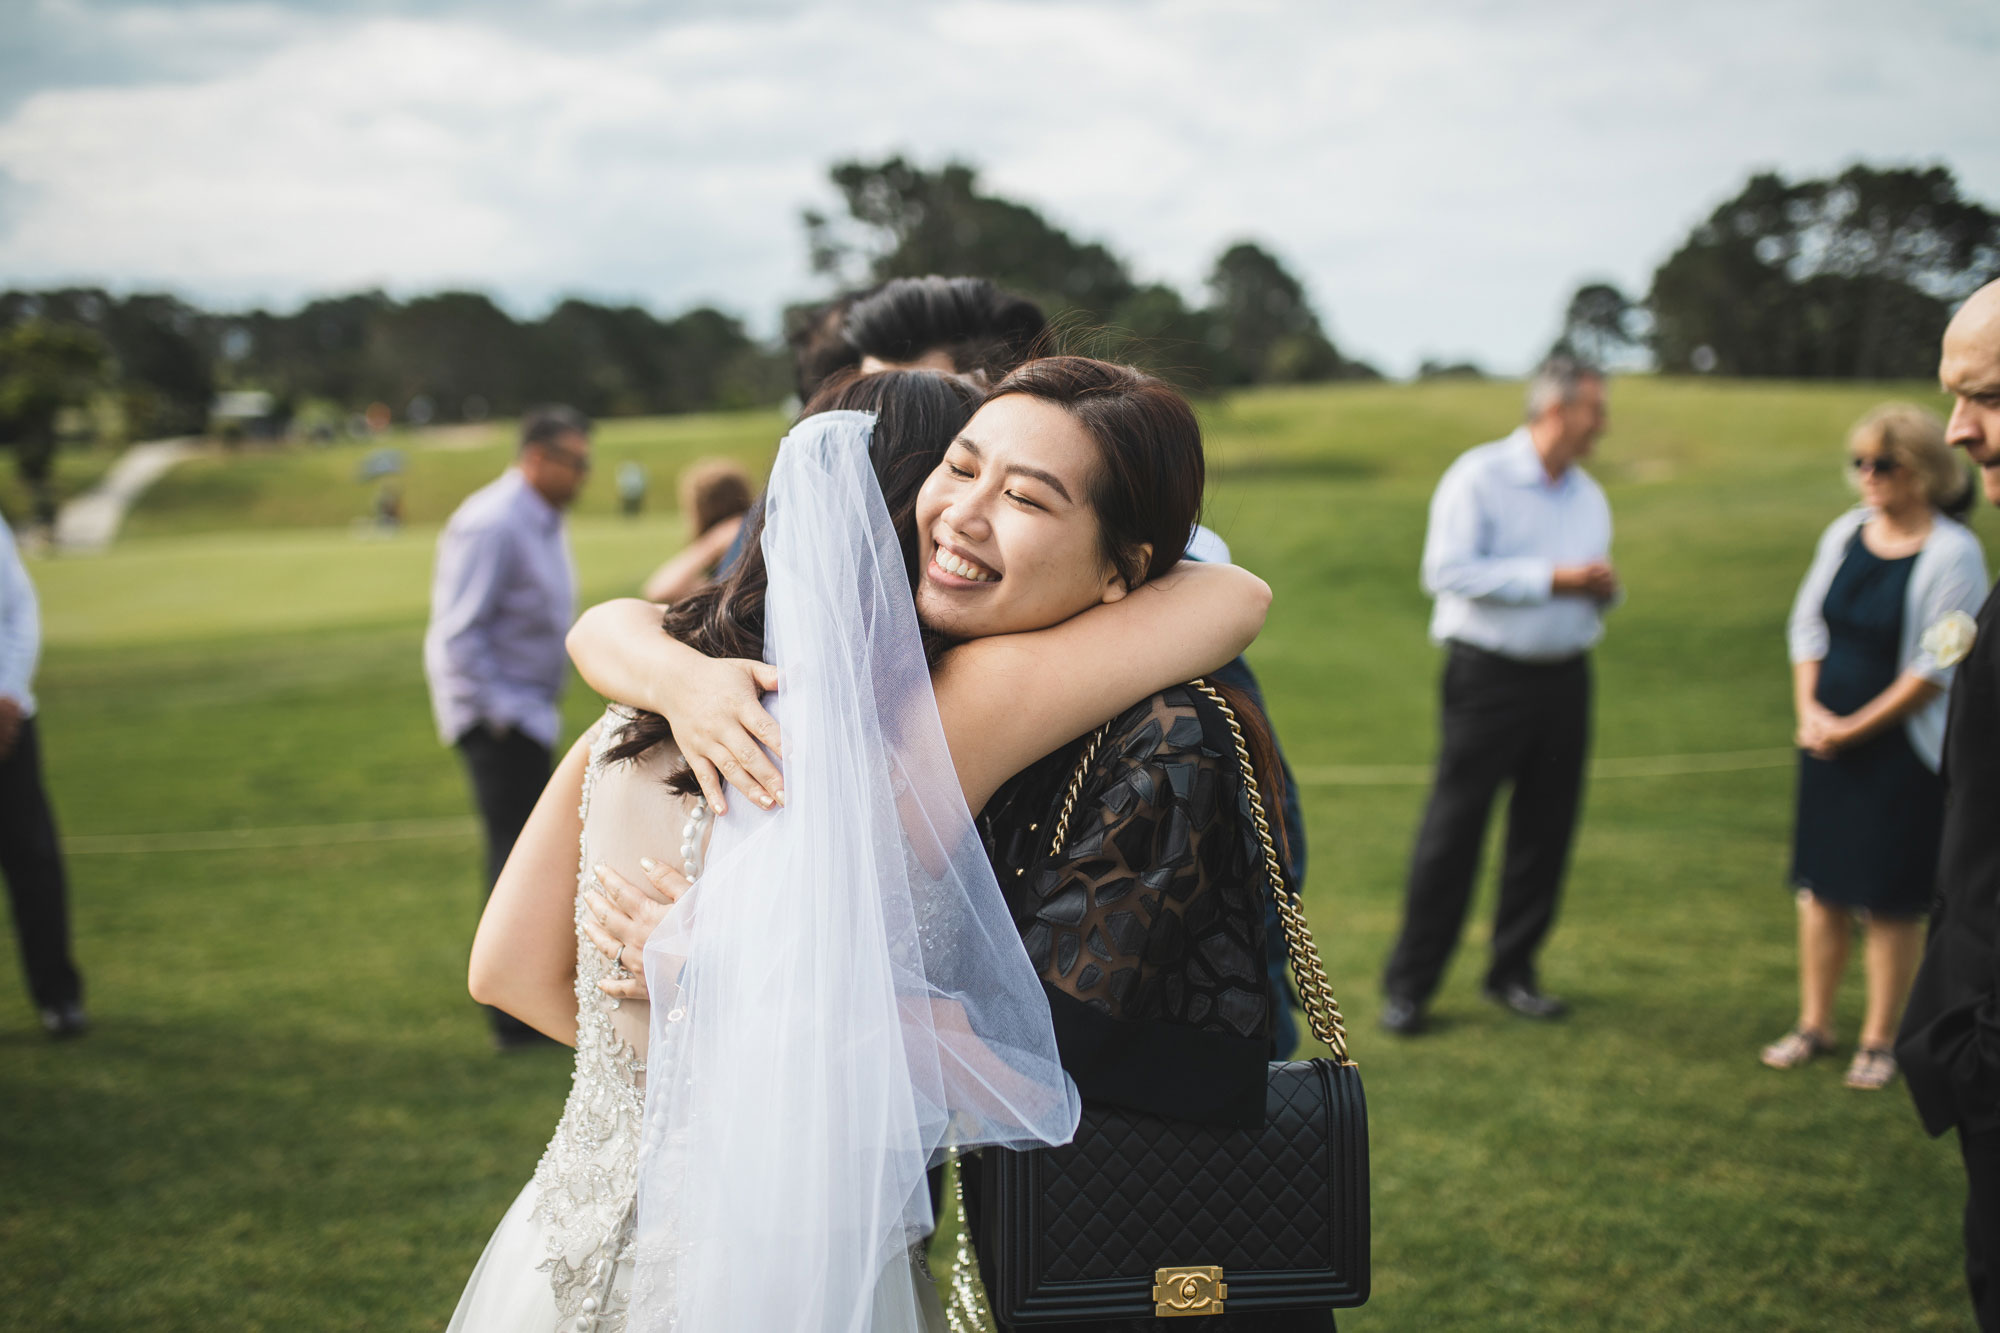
[1153,1265,1228,1317]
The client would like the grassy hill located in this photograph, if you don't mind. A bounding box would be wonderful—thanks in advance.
[3,376,1985,1330]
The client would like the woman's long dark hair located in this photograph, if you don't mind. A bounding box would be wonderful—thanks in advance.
[982,357,1293,870]
[602,367,981,770]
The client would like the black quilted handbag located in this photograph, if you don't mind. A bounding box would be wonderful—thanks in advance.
[948,682,1368,1326]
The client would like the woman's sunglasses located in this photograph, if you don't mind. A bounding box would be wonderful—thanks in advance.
[1850,454,1903,477]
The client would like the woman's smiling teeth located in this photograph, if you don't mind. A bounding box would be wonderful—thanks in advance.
[935,547,998,583]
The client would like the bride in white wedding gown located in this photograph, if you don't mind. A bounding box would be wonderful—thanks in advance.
[448,716,704,1333]
[451,394,1033,1333]
[452,391,1081,1333]
[449,366,1270,1333]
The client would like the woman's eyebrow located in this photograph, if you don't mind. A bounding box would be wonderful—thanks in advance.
[1005,463,1072,503]
[953,435,1072,502]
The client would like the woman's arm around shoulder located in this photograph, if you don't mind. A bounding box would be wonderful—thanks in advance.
[468,728,595,1045]
[935,560,1271,813]
[567,598,783,814]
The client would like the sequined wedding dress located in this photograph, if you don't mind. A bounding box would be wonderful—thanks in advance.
[447,713,687,1333]
[445,711,952,1333]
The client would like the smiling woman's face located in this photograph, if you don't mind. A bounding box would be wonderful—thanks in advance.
[912,393,1129,641]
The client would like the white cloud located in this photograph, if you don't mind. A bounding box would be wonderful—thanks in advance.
[0,0,1995,372]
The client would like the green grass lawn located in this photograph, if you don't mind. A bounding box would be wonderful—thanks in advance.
[2,377,1987,1330]
[118,409,791,539]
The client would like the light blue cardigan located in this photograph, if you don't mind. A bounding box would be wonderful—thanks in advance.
[1786,506,1989,771]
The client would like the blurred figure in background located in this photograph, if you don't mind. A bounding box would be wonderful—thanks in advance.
[1767,404,1984,1089]
[1899,278,2000,1331]
[424,405,590,1051]
[641,458,754,604]
[0,512,84,1038]
[616,459,647,518]
[1381,355,1617,1036]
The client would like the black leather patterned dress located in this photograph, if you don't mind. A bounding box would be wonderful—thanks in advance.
[973,683,1333,1333]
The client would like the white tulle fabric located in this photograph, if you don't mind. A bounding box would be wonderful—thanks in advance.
[629,410,1081,1333]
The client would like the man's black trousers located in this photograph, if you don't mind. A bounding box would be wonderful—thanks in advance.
[1,717,82,1013]
[1383,642,1591,1004]
[456,724,553,1040]
[1964,1125,2000,1331]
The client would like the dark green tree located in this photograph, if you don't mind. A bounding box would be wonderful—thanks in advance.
[0,289,213,438]
[1205,241,1352,385]
[1648,165,2000,377]
[0,321,110,525]
[1552,282,1643,365]
[536,301,787,416]
[809,157,1136,318]
[805,161,1373,387]
[364,291,536,419]
[231,290,393,407]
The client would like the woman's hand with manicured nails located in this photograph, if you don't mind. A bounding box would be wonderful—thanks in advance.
[583,859,687,1002]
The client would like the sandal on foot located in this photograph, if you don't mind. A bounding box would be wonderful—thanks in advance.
[1844,1047,1897,1090]
[1760,1027,1835,1070]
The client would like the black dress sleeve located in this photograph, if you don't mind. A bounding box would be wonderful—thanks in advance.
[982,684,1273,1129]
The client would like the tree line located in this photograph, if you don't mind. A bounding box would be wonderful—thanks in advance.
[4,157,1996,521]
[1555,164,1999,378]
[801,157,1376,388]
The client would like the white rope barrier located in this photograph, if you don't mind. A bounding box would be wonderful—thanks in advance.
[64,748,1798,854]
[1293,747,1795,787]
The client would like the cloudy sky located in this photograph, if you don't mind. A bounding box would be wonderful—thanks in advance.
[2,0,1996,374]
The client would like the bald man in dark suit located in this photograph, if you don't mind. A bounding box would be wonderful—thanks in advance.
[1898,279,2000,1331]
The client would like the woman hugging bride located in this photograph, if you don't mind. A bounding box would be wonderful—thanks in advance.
[450,358,1272,1332]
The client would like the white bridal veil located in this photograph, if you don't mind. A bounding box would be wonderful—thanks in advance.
[632,410,1081,1332]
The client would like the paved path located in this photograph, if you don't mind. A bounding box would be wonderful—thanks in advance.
[53,437,199,551]
[65,748,1798,855]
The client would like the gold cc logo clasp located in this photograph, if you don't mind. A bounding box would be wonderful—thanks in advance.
[1152,1265,1227,1317]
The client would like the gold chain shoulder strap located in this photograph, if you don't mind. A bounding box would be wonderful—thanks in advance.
[1041,681,1351,1064]
[944,683,1357,1331]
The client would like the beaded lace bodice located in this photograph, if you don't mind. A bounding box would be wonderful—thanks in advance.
[527,712,702,1333]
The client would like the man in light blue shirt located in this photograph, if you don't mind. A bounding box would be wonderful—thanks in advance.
[1382,356,1619,1035]
[424,406,589,1049]
[0,514,85,1037]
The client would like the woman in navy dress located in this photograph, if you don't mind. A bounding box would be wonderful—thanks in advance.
[1767,405,1987,1088]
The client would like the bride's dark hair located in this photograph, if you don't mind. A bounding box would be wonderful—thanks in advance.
[603,367,980,768]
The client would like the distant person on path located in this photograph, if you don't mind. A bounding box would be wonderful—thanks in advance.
[0,512,85,1038]
[1764,405,1985,1089]
[616,460,647,518]
[640,458,754,604]
[1897,278,2000,1331]
[1381,355,1617,1036]
[424,405,590,1051]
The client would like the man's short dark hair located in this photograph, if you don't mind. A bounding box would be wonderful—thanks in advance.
[844,276,1045,381]
[787,276,1048,399]
[520,404,592,452]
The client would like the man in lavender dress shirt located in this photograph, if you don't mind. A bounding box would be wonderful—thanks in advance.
[424,406,590,1049]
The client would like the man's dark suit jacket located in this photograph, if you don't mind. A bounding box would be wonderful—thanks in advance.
[1899,581,2000,1137]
